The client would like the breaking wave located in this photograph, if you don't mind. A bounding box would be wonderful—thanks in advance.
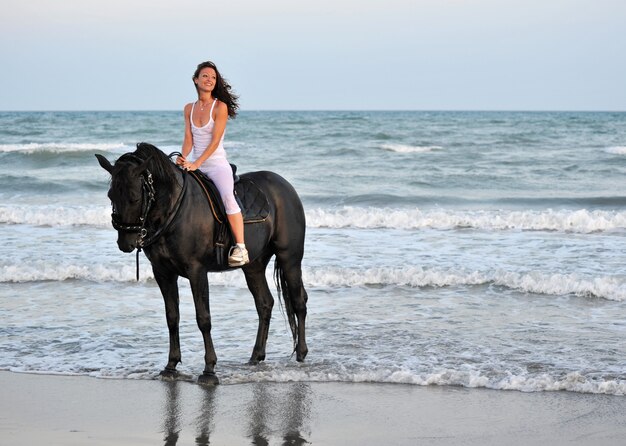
[223,366,626,396]
[5,364,624,396]
[0,142,129,153]
[380,143,443,153]
[0,205,111,227]
[307,207,626,233]
[605,146,626,155]
[3,263,623,301]
[3,205,626,233]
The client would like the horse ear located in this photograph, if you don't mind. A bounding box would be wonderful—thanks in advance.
[131,155,153,177]
[95,154,113,174]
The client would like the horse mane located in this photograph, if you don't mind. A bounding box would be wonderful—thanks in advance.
[123,142,180,185]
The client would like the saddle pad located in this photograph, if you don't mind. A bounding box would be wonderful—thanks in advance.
[189,170,270,224]
[235,178,271,223]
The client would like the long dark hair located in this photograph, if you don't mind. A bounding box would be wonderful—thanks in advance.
[192,61,239,118]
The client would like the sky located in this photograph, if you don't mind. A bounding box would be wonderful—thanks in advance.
[1,0,625,111]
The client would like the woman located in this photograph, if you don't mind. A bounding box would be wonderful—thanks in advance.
[177,61,248,267]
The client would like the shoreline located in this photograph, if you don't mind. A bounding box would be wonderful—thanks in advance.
[2,371,625,445]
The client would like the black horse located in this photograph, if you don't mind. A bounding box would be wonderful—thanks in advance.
[96,143,308,385]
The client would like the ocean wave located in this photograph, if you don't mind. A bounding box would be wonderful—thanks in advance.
[5,365,624,396]
[5,205,626,233]
[0,205,111,227]
[605,146,626,155]
[380,143,443,153]
[223,367,625,396]
[3,262,623,301]
[0,261,248,286]
[0,142,130,154]
[304,267,626,301]
[306,207,626,233]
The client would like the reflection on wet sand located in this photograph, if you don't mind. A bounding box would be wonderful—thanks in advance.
[162,381,181,446]
[247,383,270,446]
[247,382,311,445]
[160,380,311,445]
[282,383,310,445]
[194,385,216,446]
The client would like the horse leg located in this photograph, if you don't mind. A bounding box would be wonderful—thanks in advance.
[188,266,219,385]
[154,268,181,378]
[242,255,274,364]
[276,253,309,362]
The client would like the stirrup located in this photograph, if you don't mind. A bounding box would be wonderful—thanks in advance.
[228,246,249,267]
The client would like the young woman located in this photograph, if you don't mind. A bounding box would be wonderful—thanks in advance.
[177,61,248,267]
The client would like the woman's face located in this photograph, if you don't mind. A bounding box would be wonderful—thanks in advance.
[195,67,217,93]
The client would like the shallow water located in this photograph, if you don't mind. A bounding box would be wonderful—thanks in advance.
[1,111,625,394]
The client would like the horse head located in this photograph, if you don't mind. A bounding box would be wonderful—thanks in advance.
[96,150,154,252]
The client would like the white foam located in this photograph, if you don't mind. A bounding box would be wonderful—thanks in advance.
[303,267,626,301]
[221,367,626,396]
[0,263,153,283]
[380,143,442,153]
[3,262,623,301]
[306,207,626,233]
[0,261,248,287]
[0,142,129,153]
[605,146,626,155]
[304,266,486,288]
[4,204,625,234]
[490,271,626,301]
[0,205,111,227]
[6,363,623,396]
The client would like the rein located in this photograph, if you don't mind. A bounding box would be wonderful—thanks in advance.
[111,153,187,280]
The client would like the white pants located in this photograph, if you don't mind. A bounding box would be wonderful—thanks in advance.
[198,157,241,214]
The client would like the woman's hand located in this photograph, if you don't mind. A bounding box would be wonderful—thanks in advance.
[177,155,198,171]
[182,160,199,171]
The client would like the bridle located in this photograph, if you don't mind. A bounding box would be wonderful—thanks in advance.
[110,153,187,279]
[111,168,156,249]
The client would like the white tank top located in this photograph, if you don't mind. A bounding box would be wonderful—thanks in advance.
[190,99,227,161]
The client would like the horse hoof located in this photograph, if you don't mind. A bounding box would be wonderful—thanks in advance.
[296,349,308,362]
[159,368,179,380]
[198,372,220,386]
[248,354,265,365]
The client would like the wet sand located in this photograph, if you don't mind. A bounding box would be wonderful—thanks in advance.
[1,371,625,445]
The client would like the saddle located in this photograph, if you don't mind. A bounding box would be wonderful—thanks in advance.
[187,165,270,266]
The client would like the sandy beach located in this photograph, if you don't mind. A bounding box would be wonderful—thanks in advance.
[1,371,624,445]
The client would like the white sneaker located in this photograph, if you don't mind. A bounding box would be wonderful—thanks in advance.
[228,245,249,267]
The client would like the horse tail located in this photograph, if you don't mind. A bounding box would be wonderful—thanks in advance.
[274,259,298,352]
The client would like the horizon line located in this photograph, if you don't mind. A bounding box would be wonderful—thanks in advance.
[1,108,625,113]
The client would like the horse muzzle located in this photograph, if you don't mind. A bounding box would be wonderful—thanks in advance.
[117,233,139,253]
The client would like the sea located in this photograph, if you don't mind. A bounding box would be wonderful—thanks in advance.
[1,110,625,395]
